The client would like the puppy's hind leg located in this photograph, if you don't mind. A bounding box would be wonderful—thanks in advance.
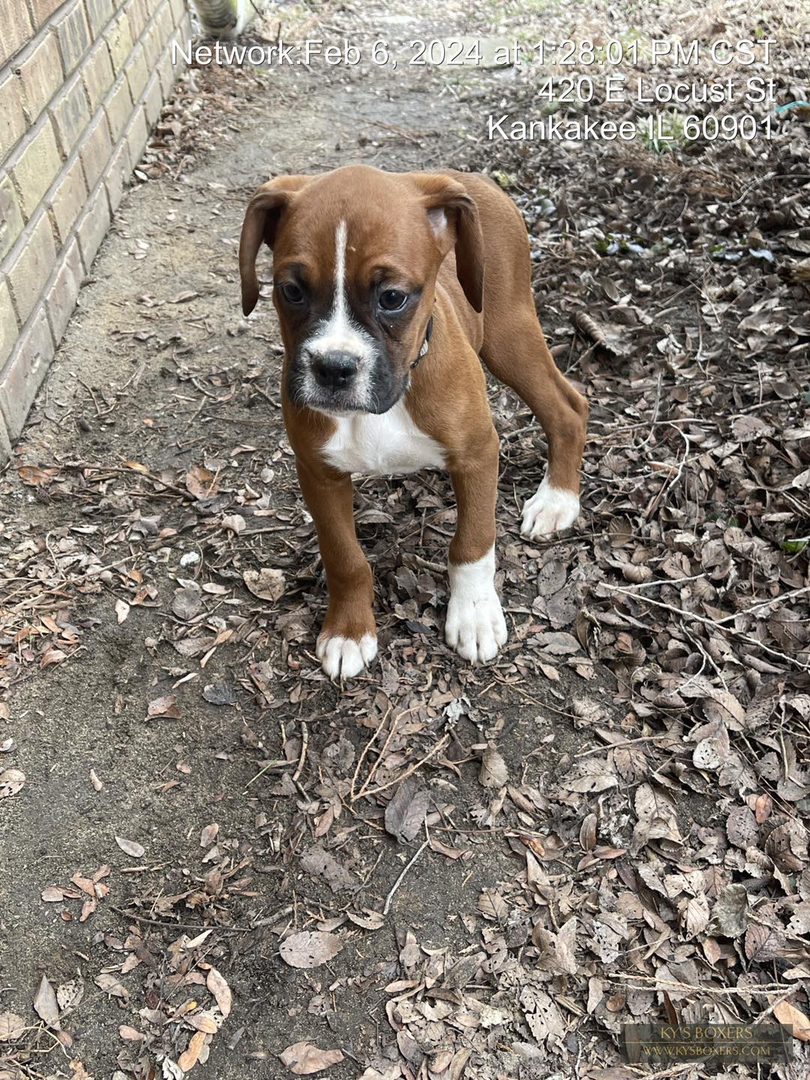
[482,310,588,539]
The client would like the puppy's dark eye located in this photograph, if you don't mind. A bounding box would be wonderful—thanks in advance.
[279,282,304,304]
[379,288,408,312]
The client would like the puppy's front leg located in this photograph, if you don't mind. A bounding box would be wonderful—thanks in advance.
[296,459,376,679]
[446,431,507,663]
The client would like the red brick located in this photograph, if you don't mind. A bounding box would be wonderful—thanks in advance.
[50,74,92,157]
[0,304,55,440]
[17,31,62,123]
[45,237,83,343]
[6,210,58,323]
[76,183,111,269]
[0,277,19,371]
[0,2,33,68]
[104,136,131,211]
[47,153,88,245]
[0,73,27,160]
[78,112,112,190]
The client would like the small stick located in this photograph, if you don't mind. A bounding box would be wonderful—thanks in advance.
[604,584,809,672]
[354,734,451,802]
[350,705,391,801]
[383,838,429,915]
[109,905,252,933]
[292,720,309,783]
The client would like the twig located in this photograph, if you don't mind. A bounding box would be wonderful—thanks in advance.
[617,975,793,996]
[604,584,809,672]
[580,734,671,757]
[109,905,252,933]
[383,838,430,915]
[350,705,391,801]
[63,461,191,501]
[243,759,290,790]
[292,720,309,783]
[353,734,451,802]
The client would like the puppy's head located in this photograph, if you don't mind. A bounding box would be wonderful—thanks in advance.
[239,166,484,415]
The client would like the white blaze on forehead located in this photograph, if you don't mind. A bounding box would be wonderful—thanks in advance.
[303,219,374,361]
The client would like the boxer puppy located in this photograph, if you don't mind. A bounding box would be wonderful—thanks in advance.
[239,166,587,678]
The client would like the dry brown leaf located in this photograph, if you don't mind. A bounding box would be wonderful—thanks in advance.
[206,967,232,1017]
[33,976,59,1028]
[115,836,145,858]
[95,973,128,1000]
[279,931,343,969]
[279,1041,345,1074]
[146,695,180,720]
[222,514,246,535]
[244,568,285,601]
[480,744,509,789]
[384,779,429,843]
[772,999,810,1041]
[0,769,25,798]
[178,1030,207,1072]
[200,823,219,847]
[119,1025,145,1041]
[0,1013,26,1041]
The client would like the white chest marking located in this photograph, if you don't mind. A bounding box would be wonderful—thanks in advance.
[322,400,446,477]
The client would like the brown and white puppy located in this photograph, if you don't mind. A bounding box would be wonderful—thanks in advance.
[239,166,587,678]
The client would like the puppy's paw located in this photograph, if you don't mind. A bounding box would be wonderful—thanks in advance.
[446,550,507,664]
[445,591,507,663]
[521,478,580,539]
[316,632,377,679]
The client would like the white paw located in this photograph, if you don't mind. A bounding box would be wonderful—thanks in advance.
[445,548,508,663]
[316,633,377,679]
[521,478,580,539]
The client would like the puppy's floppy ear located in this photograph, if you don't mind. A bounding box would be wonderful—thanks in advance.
[412,173,484,313]
[239,175,310,316]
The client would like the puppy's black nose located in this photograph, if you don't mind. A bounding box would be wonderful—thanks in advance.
[311,351,358,391]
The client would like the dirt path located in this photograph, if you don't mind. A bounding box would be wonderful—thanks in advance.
[0,6,602,1077]
[2,2,809,1078]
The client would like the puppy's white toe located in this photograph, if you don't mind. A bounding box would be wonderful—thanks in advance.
[445,549,508,664]
[521,478,580,539]
[316,633,377,679]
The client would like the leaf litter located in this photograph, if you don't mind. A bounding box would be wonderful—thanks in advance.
[0,1,809,1078]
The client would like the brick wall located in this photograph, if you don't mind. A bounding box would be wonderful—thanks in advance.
[0,0,192,461]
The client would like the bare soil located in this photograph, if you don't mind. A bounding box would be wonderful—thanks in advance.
[1,2,808,1079]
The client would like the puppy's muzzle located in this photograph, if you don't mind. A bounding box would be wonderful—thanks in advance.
[308,349,360,393]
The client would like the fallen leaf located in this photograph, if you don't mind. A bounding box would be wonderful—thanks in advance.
[119,1025,145,1041]
[172,586,202,621]
[773,999,810,1041]
[279,1041,345,1075]
[178,1030,207,1071]
[244,567,285,601]
[206,967,232,1017]
[347,909,385,931]
[200,823,219,847]
[0,769,25,798]
[0,1013,26,1041]
[146,695,180,720]
[279,931,343,969]
[222,514,246,535]
[115,599,130,624]
[115,836,145,859]
[95,973,128,1000]
[480,744,509,789]
[33,976,60,1027]
[384,779,429,843]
